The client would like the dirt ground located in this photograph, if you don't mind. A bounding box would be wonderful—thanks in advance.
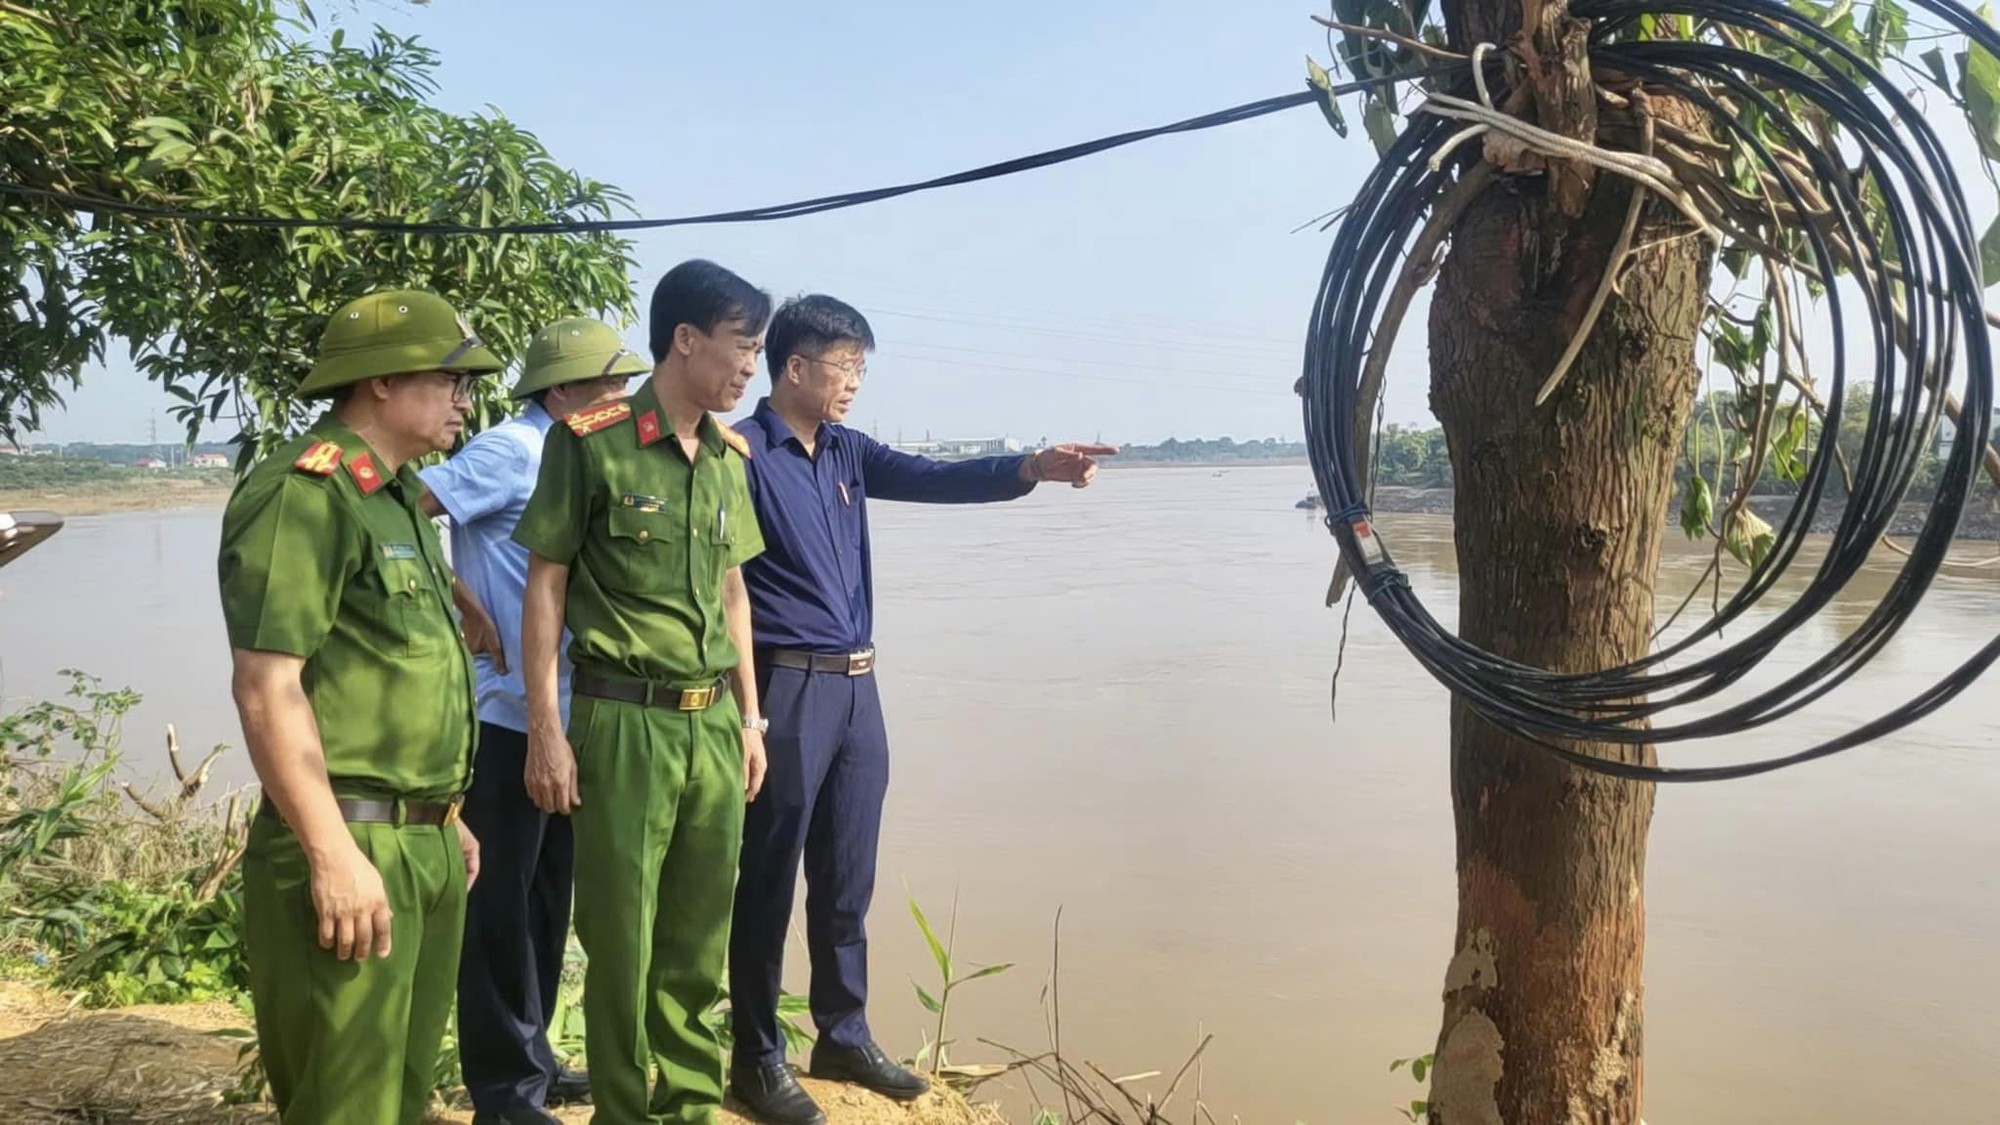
[0,981,1001,1125]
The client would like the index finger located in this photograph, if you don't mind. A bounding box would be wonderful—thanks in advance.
[1067,444,1120,456]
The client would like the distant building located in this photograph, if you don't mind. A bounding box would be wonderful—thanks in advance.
[0,444,23,457]
[189,452,230,468]
[884,437,1023,457]
[135,457,168,470]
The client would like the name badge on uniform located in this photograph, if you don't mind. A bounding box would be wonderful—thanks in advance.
[379,542,420,560]
[620,493,669,514]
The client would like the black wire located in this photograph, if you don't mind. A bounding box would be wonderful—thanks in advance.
[1301,0,1999,781]
[0,70,1459,236]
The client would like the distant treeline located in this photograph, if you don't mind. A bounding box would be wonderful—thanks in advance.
[0,456,228,490]
[1116,437,1307,463]
[7,442,235,464]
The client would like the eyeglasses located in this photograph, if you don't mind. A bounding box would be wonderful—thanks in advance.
[809,355,867,385]
[439,372,478,400]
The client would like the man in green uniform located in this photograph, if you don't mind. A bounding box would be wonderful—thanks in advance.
[219,288,498,1124]
[514,259,771,1125]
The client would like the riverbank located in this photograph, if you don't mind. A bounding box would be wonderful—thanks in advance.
[1363,485,2000,541]
[0,477,234,515]
[0,981,1000,1125]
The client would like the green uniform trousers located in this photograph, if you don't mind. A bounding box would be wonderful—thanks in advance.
[570,691,746,1125]
[242,814,468,1124]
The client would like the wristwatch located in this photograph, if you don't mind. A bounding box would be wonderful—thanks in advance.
[744,715,769,734]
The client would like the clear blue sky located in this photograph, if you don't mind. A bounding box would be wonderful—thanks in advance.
[39,0,1434,446]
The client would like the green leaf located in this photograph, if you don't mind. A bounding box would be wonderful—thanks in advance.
[960,962,1015,983]
[1306,56,1349,138]
[1722,506,1777,567]
[1771,410,1810,483]
[1680,476,1714,540]
[1412,1055,1430,1083]
[131,115,192,138]
[908,896,951,982]
[1961,11,2000,162]
[1979,213,2000,287]
[914,983,943,1014]
[1364,95,1400,157]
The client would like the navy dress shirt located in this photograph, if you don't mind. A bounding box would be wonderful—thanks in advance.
[734,398,1034,653]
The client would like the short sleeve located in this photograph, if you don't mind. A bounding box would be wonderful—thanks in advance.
[513,423,592,564]
[218,473,355,656]
[419,428,530,525]
[724,457,764,569]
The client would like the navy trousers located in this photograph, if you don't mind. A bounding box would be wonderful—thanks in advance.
[457,721,576,1112]
[730,662,890,1069]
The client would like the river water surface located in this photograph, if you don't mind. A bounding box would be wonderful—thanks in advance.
[1,464,1995,1123]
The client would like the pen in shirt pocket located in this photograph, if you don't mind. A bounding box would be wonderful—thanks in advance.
[838,481,851,506]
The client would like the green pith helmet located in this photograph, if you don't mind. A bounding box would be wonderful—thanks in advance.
[511,317,650,399]
[296,289,504,399]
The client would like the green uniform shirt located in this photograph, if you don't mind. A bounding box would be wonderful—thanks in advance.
[218,417,476,799]
[513,379,764,683]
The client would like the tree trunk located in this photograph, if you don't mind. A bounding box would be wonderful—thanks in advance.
[1422,2,1711,1122]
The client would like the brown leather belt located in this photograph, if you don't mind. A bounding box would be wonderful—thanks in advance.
[574,670,730,711]
[765,647,876,676]
[259,795,463,827]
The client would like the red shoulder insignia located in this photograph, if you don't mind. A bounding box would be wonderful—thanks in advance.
[716,421,751,459]
[346,451,385,496]
[293,440,343,476]
[636,409,663,447]
[567,401,632,437]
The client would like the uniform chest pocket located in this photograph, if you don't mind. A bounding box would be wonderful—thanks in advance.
[372,553,441,657]
[599,502,685,590]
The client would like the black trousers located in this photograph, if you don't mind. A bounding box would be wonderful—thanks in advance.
[730,664,890,1067]
[456,721,576,1112]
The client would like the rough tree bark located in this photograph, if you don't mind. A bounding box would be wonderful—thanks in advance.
[1422,0,1712,1122]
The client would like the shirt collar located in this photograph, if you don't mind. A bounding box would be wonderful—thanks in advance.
[751,396,825,453]
[520,401,554,432]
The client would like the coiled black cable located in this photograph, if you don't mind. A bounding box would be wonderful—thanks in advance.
[1301,0,2000,781]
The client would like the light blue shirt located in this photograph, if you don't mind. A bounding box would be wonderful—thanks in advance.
[420,403,570,733]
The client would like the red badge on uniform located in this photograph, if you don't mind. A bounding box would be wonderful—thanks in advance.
[293,440,343,476]
[347,451,385,496]
[636,410,662,447]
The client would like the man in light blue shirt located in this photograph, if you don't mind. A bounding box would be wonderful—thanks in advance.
[419,317,647,1125]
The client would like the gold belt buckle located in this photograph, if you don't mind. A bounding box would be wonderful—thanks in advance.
[848,650,875,676]
[677,684,715,711]
[442,796,463,826]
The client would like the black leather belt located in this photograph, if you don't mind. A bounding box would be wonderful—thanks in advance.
[259,795,463,827]
[574,670,730,711]
[765,647,876,676]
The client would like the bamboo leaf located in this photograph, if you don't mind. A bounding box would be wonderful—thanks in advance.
[909,896,951,981]
[1307,56,1349,138]
[1364,94,1400,157]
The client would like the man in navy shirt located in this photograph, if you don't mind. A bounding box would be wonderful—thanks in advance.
[726,295,1113,1125]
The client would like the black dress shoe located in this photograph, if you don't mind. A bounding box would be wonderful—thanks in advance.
[548,1065,591,1106]
[808,1041,931,1101]
[471,1107,562,1125]
[730,1062,827,1125]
